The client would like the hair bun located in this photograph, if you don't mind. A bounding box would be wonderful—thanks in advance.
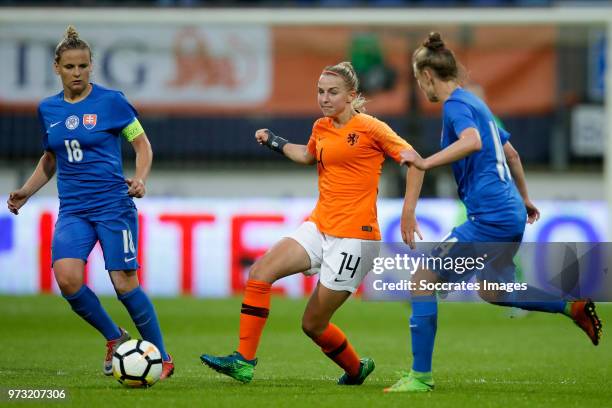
[423,32,445,51]
[337,61,354,71]
[65,25,79,41]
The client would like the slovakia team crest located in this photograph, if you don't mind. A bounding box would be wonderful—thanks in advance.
[83,114,97,130]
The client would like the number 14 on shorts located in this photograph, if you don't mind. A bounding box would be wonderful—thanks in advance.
[336,252,361,280]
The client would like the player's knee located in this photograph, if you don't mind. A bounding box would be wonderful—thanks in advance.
[111,271,139,295]
[248,260,275,283]
[248,261,265,281]
[113,281,134,296]
[301,315,327,339]
[54,273,82,296]
[113,279,138,296]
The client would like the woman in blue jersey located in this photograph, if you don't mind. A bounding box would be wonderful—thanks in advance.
[6,26,174,380]
[384,32,602,393]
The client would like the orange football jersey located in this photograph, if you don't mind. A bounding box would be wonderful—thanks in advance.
[306,113,413,240]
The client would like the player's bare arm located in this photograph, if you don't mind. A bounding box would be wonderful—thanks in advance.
[503,141,540,223]
[401,128,482,170]
[7,151,56,215]
[127,132,152,199]
[401,152,424,249]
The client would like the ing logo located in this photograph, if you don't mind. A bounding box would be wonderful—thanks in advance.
[168,27,242,89]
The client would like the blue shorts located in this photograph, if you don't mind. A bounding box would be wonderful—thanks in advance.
[52,206,139,271]
[431,219,524,284]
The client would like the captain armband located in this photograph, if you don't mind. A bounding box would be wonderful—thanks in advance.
[264,130,289,154]
[121,119,145,142]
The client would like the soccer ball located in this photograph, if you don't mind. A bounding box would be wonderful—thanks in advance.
[112,339,163,388]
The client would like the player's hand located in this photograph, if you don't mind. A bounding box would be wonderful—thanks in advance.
[401,207,423,249]
[255,129,270,145]
[126,178,146,198]
[525,199,540,224]
[7,189,29,215]
[400,149,427,170]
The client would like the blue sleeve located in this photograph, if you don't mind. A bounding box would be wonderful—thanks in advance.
[499,127,511,145]
[444,100,477,136]
[37,105,50,151]
[111,92,139,132]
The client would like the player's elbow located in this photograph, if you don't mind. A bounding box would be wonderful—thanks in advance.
[302,151,317,165]
[468,134,482,152]
[41,152,56,177]
[143,141,153,159]
[42,151,54,163]
[505,146,520,164]
[461,129,482,153]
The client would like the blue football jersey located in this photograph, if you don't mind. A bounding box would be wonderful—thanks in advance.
[441,88,525,228]
[38,83,138,214]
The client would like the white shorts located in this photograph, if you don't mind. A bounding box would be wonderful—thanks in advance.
[287,221,379,293]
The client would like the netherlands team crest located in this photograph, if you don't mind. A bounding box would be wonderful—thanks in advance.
[83,114,97,130]
[347,132,359,146]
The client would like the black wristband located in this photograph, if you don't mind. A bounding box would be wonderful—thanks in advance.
[264,130,289,154]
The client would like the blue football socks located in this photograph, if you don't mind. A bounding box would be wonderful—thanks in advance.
[118,286,169,360]
[410,295,438,373]
[63,285,121,341]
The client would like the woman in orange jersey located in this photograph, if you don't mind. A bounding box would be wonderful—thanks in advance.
[200,61,423,385]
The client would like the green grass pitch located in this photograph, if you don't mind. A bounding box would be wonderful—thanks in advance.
[0,295,610,407]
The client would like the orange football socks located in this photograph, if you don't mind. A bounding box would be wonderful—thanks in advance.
[313,323,360,377]
[237,279,272,360]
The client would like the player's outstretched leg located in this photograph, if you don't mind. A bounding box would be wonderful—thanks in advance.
[200,279,270,383]
[482,283,567,314]
[200,237,310,383]
[566,299,602,345]
[482,282,603,345]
